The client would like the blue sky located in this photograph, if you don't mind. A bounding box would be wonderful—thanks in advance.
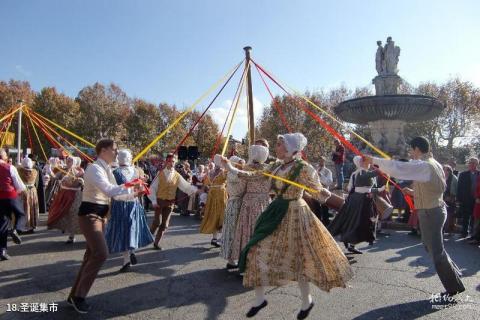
[1,0,479,139]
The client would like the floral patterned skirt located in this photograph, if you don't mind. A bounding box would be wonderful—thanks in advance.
[243,199,354,290]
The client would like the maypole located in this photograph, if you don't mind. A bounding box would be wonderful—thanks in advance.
[16,100,23,164]
[243,46,255,145]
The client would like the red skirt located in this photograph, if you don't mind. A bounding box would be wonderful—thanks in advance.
[47,189,77,227]
[473,202,480,220]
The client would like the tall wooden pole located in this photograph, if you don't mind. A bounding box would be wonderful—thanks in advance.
[16,100,23,164]
[243,46,255,145]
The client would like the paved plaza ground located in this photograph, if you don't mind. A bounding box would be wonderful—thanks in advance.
[1,212,479,320]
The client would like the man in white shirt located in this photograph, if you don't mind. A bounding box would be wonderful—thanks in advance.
[0,148,26,260]
[68,139,145,314]
[364,136,465,299]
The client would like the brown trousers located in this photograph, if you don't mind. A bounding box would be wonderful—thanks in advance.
[70,214,108,299]
[150,199,175,244]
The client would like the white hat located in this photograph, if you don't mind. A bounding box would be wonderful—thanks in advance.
[248,145,269,164]
[213,154,223,167]
[22,158,33,169]
[74,157,82,167]
[117,149,133,166]
[278,133,307,157]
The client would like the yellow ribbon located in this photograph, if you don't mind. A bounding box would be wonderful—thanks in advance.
[261,172,318,194]
[25,109,48,162]
[221,63,249,155]
[133,60,244,162]
[0,115,14,147]
[0,104,23,123]
[27,110,94,162]
[31,111,95,147]
[253,63,391,160]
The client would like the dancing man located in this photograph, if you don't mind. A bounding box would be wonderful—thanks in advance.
[364,136,465,299]
[148,153,198,250]
[0,148,25,260]
[68,139,145,313]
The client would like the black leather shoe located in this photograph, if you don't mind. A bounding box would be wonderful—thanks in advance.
[153,244,161,250]
[226,263,238,270]
[297,302,314,320]
[0,251,11,261]
[130,253,138,265]
[68,296,91,314]
[347,246,363,254]
[119,262,131,273]
[246,300,267,317]
[211,239,221,248]
[10,230,22,245]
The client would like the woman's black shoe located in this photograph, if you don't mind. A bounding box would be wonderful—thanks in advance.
[153,244,161,250]
[347,245,363,254]
[130,253,138,265]
[226,263,238,270]
[246,300,267,317]
[297,302,314,319]
[119,262,131,273]
[211,239,221,248]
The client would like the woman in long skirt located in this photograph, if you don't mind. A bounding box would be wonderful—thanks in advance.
[105,150,153,272]
[328,156,384,254]
[226,143,272,265]
[220,156,246,269]
[222,133,353,319]
[18,158,39,232]
[47,157,84,243]
[199,157,228,247]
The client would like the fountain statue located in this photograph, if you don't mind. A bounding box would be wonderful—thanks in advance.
[334,37,444,156]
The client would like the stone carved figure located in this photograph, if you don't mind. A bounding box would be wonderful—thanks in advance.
[384,37,400,75]
[375,41,385,75]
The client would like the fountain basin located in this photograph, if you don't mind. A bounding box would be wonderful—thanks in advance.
[334,94,444,124]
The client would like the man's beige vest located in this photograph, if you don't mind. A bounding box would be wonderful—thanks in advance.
[413,157,446,209]
[156,170,180,200]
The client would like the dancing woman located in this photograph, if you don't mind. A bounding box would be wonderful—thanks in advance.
[220,156,246,268]
[47,157,84,243]
[221,133,353,319]
[328,156,384,254]
[105,150,154,272]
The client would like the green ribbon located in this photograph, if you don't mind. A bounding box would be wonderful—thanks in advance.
[238,160,304,273]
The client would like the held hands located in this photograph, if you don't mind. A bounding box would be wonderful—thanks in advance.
[220,155,229,165]
[402,187,414,196]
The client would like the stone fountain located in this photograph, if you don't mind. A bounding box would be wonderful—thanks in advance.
[334,37,444,156]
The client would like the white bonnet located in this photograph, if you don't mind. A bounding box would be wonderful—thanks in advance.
[22,158,33,169]
[278,133,308,157]
[248,145,269,164]
[118,149,133,166]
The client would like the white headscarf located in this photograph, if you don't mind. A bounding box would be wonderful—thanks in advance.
[213,154,223,168]
[247,145,269,164]
[74,157,82,168]
[48,157,57,166]
[22,158,33,169]
[278,132,307,158]
[347,155,368,192]
[118,149,133,166]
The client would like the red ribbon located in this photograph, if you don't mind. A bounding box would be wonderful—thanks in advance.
[124,178,151,196]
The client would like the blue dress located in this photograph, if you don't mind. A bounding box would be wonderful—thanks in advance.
[105,167,153,253]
